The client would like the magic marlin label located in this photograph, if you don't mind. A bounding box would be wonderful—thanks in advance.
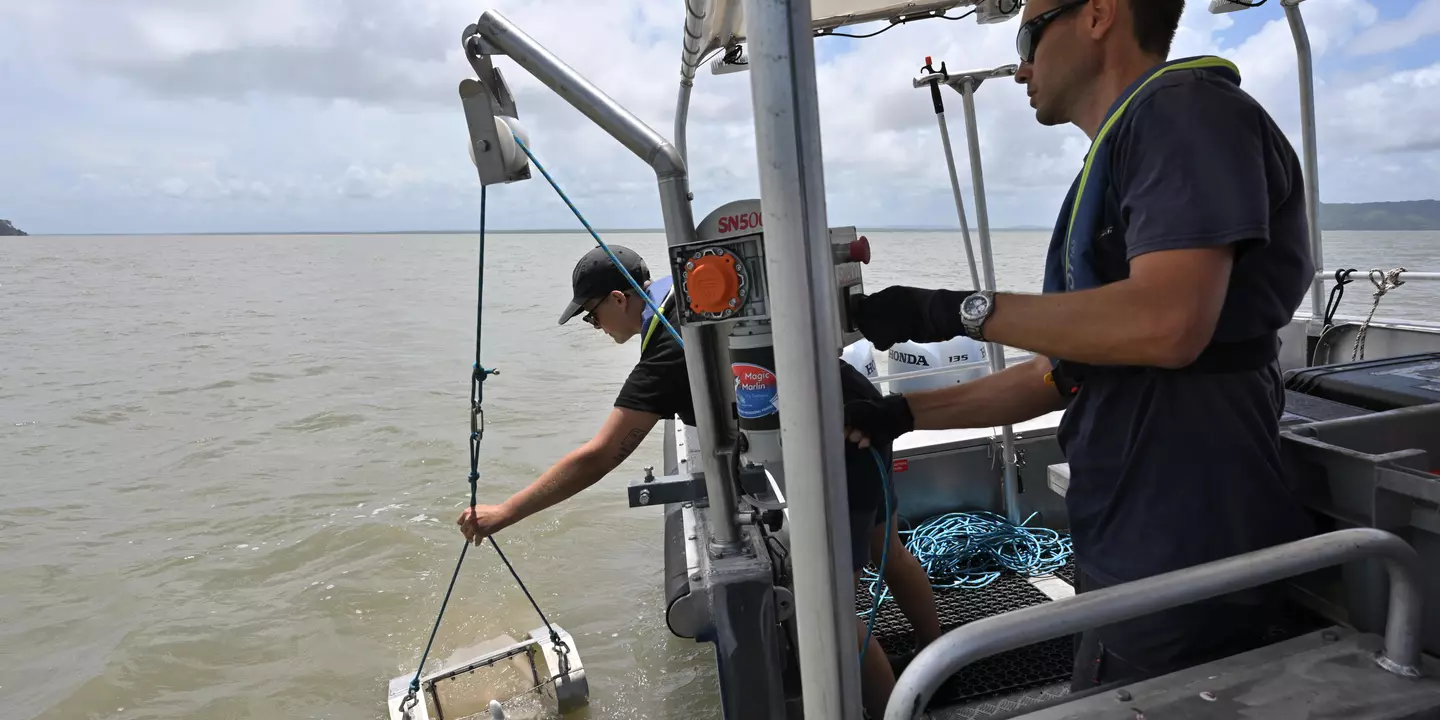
[732,362,779,419]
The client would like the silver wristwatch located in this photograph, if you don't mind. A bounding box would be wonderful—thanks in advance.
[959,290,995,340]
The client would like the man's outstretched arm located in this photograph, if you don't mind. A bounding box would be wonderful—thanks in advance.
[845,354,1065,446]
[856,244,1234,370]
[907,354,1067,429]
[984,245,1235,369]
[459,406,661,543]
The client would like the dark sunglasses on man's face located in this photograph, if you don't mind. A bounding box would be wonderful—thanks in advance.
[1016,0,1090,64]
[581,296,607,327]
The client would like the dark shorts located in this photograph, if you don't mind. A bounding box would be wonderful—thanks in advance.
[844,439,897,573]
[837,360,898,573]
[1069,568,1283,692]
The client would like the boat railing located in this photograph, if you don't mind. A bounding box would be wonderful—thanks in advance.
[1316,270,1440,283]
[883,527,1425,720]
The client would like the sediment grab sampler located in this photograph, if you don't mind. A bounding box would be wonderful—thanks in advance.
[384,40,620,720]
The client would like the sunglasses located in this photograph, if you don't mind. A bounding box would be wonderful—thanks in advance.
[581,291,629,327]
[581,296,606,327]
[1016,0,1090,64]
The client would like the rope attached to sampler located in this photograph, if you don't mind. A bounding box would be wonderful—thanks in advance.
[398,127,672,718]
[397,186,569,720]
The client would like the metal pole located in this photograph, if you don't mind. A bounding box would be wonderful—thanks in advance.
[885,527,1425,720]
[936,113,983,289]
[742,0,862,716]
[675,81,693,166]
[475,10,742,547]
[1284,0,1326,321]
[677,0,706,166]
[958,78,1022,524]
[476,12,684,178]
[927,80,982,288]
[658,178,743,550]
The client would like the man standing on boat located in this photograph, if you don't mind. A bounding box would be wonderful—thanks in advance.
[457,244,942,713]
[844,0,1314,693]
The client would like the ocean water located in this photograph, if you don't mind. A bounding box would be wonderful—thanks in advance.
[1,229,1435,719]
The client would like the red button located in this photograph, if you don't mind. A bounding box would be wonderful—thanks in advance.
[849,236,871,264]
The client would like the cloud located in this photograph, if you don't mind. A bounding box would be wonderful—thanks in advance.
[1328,62,1440,154]
[1,0,1437,234]
[1349,0,1440,55]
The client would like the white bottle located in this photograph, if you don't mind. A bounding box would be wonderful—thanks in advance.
[841,338,879,378]
[885,336,989,394]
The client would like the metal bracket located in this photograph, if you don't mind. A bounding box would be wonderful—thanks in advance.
[459,26,530,187]
[462,24,506,58]
[913,64,1018,92]
[738,463,770,497]
[629,472,707,508]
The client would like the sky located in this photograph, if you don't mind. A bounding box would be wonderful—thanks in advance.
[2,0,1438,234]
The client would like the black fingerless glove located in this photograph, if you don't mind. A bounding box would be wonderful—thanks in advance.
[843,393,915,448]
[853,286,975,351]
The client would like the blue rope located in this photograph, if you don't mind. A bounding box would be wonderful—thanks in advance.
[859,447,892,666]
[510,134,685,349]
[398,184,567,718]
[857,510,1073,615]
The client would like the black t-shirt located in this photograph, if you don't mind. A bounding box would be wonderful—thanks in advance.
[614,304,890,517]
[614,302,697,426]
[1058,69,1316,585]
[614,303,884,431]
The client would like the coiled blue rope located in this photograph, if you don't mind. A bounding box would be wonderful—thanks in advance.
[857,510,1073,615]
[509,133,685,349]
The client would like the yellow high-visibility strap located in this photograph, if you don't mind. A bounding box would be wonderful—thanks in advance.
[641,289,676,352]
[1063,58,1240,285]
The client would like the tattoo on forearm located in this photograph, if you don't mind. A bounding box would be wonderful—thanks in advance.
[613,428,646,465]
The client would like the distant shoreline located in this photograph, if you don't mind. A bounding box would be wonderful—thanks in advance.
[18,226,1440,237]
[16,226,1057,237]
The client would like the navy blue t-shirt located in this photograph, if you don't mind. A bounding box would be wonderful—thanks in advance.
[1058,69,1316,585]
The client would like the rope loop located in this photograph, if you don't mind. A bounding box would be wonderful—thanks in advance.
[1352,267,1407,362]
[398,687,420,720]
[1370,267,1406,296]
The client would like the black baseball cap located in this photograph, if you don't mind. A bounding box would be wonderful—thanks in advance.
[557,245,651,325]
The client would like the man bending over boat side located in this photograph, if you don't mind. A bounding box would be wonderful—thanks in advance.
[843,0,1315,693]
[456,245,942,714]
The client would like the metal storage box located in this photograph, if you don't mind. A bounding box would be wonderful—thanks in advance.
[1281,403,1440,653]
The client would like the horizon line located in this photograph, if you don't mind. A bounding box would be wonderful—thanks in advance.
[13,225,1055,237]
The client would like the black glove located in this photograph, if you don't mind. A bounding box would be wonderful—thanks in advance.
[843,393,915,448]
[851,286,976,351]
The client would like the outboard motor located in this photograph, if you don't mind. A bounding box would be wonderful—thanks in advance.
[885,336,990,394]
[670,199,871,469]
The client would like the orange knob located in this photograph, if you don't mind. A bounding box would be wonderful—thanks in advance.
[688,254,741,314]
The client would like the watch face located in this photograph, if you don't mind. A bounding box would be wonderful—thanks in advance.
[962,293,990,319]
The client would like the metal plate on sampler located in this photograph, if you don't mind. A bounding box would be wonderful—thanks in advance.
[386,625,587,720]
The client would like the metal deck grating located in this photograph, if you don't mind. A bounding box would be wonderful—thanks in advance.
[929,681,1071,720]
[1054,559,1076,587]
[859,573,1074,707]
